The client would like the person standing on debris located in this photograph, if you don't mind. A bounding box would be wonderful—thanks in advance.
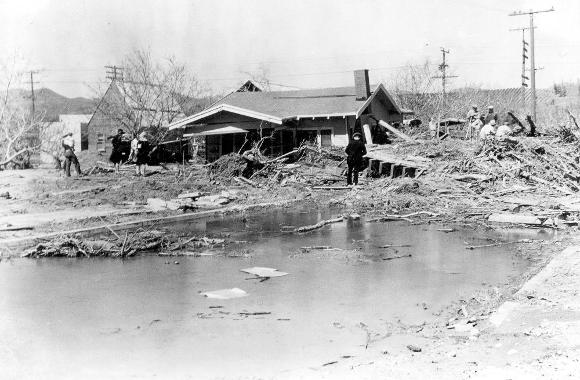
[484,106,498,125]
[134,131,150,176]
[61,132,81,177]
[109,129,127,174]
[467,105,480,122]
[429,118,437,139]
[479,119,497,141]
[466,105,480,140]
[345,132,366,186]
[471,116,484,142]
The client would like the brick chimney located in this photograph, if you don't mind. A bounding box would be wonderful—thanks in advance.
[354,69,371,100]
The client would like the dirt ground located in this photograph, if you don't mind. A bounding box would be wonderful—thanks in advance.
[2,137,580,378]
[287,240,580,379]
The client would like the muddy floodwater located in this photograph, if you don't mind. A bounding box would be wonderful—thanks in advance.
[0,208,553,379]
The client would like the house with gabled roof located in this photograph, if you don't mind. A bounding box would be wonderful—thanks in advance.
[168,69,404,161]
[86,80,129,154]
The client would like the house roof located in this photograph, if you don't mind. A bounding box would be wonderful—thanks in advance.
[169,84,402,130]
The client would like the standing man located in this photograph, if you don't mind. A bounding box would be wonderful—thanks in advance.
[61,132,81,177]
[128,133,139,163]
[134,131,150,177]
[109,129,128,174]
[484,106,498,125]
[467,105,480,122]
[466,105,480,140]
[345,132,366,186]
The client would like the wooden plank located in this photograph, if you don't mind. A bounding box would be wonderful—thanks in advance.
[378,120,414,142]
[312,186,351,190]
[488,213,550,226]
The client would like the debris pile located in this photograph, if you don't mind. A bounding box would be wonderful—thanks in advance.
[23,230,227,258]
[433,138,580,195]
[208,153,248,179]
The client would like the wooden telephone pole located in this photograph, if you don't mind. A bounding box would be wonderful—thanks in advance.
[27,70,40,116]
[105,65,124,81]
[509,7,555,121]
[509,27,532,112]
[433,47,458,96]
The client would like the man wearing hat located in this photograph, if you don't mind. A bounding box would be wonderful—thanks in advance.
[61,132,81,177]
[484,106,498,125]
[345,132,366,186]
[109,128,129,174]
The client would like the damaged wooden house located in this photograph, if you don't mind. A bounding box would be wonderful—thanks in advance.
[168,70,404,161]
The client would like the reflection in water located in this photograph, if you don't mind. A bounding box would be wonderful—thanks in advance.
[0,208,551,379]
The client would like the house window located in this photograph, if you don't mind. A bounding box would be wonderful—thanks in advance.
[320,130,332,147]
[97,133,105,152]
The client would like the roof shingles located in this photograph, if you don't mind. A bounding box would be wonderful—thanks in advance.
[213,87,368,119]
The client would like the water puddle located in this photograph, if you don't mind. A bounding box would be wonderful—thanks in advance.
[0,207,553,379]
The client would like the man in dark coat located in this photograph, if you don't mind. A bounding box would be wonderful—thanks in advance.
[109,129,129,174]
[135,131,150,177]
[484,106,498,125]
[345,132,366,186]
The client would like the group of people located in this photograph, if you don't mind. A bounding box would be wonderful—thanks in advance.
[60,129,151,178]
[109,129,150,176]
[466,105,522,142]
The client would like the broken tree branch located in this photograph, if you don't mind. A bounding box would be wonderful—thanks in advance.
[295,216,345,233]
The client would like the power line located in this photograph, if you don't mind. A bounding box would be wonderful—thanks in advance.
[509,7,555,121]
[105,65,124,81]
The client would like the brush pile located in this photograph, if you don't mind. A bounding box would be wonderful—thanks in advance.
[22,230,227,259]
[430,138,580,195]
[23,230,167,258]
[208,153,248,179]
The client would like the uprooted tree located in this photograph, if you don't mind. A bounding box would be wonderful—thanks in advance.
[94,49,210,146]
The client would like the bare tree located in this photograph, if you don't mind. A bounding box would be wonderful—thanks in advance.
[0,63,47,169]
[388,60,446,121]
[95,49,206,144]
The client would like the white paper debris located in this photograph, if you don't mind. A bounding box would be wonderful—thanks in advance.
[200,288,248,299]
[240,267,289,278]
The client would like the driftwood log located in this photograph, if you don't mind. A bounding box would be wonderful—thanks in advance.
[295,216,345,233]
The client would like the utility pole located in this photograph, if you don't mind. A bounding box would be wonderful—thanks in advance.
[509,27,532,112]
[105,65,124,81]
[433,47,458,96]
[509,7,555,122]
[27,70,40,116]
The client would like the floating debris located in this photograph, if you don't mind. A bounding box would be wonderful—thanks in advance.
[240,267,289,278]
[200,288,248,300]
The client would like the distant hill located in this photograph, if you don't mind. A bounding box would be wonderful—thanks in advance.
[8,88,97,121]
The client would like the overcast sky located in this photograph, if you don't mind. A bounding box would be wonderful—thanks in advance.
[1,0,578,98]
